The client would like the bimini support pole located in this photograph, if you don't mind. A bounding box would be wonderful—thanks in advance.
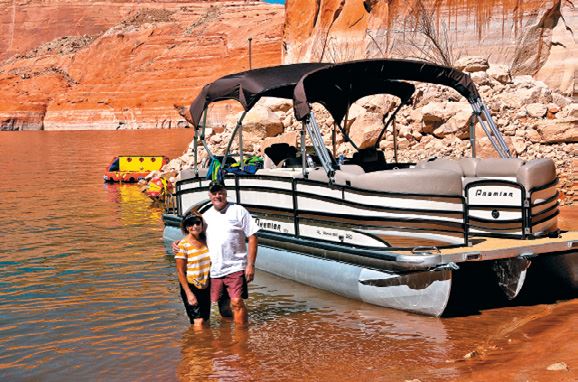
[480,103,511,157]
[300,128,307,178]
[392,118,399,163]
[193,124,199,177]
[375,101,404,147]
[239,122,244,171]
[304,111,335,181]
[470,100,511,158]
[200,108,214,159]
[222,111,248,172]
[334,122,360,151]
[468,113,476,158]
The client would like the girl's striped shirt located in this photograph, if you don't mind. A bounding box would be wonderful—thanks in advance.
[175,240,211,289]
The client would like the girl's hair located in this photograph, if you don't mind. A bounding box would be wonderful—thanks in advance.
[180,212,206,242]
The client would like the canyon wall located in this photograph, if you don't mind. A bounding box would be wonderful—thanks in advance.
[283,0,576,97]
[0,1,284,130]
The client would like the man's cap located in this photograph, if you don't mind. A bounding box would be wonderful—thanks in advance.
[209,181,225,193]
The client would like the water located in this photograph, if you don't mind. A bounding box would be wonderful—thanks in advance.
[0,131,576,381]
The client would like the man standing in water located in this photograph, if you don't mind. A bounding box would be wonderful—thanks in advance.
[186,181,259,325]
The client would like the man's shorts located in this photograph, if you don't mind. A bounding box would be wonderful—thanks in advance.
[211,270,248,302]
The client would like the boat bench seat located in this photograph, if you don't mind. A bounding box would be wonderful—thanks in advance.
[352,168,463,196]
[307,165,365,185]
[416,158,556,192]
[308,166,463,196]
[256,168,305,178]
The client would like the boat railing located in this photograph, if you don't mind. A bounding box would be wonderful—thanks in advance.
[164,192,178,214]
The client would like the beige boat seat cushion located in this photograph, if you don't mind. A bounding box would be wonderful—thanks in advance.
[416,158,479,177]
[255,168,305,178]
[418,157,556,191]
[516,158,556,191]
[307,167,363,185]
[352,168,463,196]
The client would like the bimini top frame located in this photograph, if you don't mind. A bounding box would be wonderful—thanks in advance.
[293,59,512,177]
[188,63,329,177]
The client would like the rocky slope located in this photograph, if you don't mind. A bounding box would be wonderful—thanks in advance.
[283,0,576,97]
[0,1,284,130]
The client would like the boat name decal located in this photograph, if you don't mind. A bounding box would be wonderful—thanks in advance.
[255,218,286,233]
[474,189,514,198]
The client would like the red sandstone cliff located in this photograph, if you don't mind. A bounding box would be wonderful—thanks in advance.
[0,1,284,130]
[283,0,576,97]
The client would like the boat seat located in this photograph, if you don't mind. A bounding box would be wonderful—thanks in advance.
[350,148,388,172]
[516,158,556,192]
[307,167,363,186]
[278,156,303,168]
[339,164,365,175]
[255,168,305,178]
[416,158,480,177]
[417,157,557,195]
[264,143,297,168]
[351,168,463,196]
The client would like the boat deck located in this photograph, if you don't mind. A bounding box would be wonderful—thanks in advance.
[397,231,578,264]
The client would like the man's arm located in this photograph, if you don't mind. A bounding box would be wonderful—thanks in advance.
[245,234,258,283]
[171,240,181,254]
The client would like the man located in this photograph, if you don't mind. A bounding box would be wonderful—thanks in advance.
[176,181,259,325]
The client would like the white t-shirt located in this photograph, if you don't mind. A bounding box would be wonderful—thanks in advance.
[203,203,260,278]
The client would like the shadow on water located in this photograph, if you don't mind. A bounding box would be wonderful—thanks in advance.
[444,259,577,317]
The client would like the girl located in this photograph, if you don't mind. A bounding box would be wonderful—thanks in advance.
[175,212,211,327]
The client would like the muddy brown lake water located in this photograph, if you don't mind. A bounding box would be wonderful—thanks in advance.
[0,130,576,381]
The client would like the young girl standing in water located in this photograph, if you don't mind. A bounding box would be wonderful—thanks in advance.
[175,213,211,327]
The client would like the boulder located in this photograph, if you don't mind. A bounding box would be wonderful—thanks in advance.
[421,102,471,122]
[433,109,472,139]
[470,71,490,85]
[358,94,397,114]
[551,93,572,108]
[525,103,547,118]
[343,103,366,128]
[260,131,299,154]
[242,105,284,142]
[348,112,384,149]
[496,87,542,109]
[559,103,578,119]
[510,136,527,154]
[259,97,293,113]
[486,65,512,84]
[454,56,489,72]
[535,118,578,143]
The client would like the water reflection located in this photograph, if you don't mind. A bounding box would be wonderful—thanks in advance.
[175,271,458,381]
[103,183,163,224]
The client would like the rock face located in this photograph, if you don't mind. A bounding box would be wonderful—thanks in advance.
[282,0,577,97]
[0,1,284,130]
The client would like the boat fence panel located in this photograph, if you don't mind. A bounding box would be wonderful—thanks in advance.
[465,179,525,237]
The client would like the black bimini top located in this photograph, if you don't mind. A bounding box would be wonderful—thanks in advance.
[189,63,329,128]
[294,59,481,121]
